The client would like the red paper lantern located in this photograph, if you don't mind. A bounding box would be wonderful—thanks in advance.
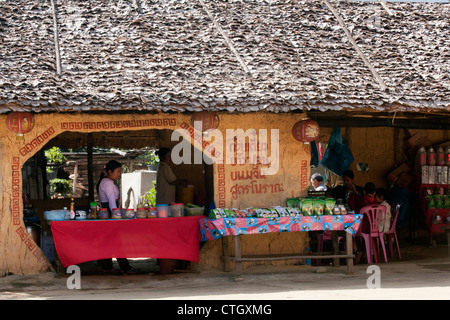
[190,111,219,132]
[6,112,35,140]
[292,119,320,143]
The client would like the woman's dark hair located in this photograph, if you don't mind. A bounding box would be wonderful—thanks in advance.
[342,170,354,180]
[364,182,376,194]
[96,160,122,193]
[375,187,387,200]
[155,148,171,162]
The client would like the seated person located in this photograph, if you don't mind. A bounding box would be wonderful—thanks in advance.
[360,182,377,209]
[375,187,392,232]
[310,173,327,191]
[328,170,363,211]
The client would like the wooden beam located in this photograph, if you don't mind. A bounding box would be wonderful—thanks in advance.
[87,133,94,202]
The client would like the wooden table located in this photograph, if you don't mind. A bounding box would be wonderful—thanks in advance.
[200,215,362,276]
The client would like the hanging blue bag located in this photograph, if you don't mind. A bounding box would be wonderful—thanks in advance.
[320,127,354,176]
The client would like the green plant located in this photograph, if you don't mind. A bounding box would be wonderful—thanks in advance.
[137,150,160,165]
[141,181,156,207]
[44,146,65,164]
[49,178,72,196]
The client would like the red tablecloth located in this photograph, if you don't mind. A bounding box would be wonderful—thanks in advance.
[50,216,203,267]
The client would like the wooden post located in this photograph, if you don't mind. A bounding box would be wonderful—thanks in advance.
[332,231,340,267]
[87,133,94,202]
[234,235,242,276]
[346,232,354,273]
[222,237,230,272]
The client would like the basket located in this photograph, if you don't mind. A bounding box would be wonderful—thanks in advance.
[184,206,205,216]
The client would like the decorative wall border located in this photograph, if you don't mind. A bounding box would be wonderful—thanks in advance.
[217,164,226,207]
[61,118,176,131]
[19,126,56,156]
[12,157,47,267]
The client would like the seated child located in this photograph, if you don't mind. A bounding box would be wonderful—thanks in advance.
[375,187,391,232]
[360,182,377,209]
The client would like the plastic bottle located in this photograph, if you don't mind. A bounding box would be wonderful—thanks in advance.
[69,198,76,220]
[417,146,427,167]
[427,147,436,166]
[437,147,445,166]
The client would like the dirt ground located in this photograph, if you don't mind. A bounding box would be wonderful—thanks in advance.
[1,241,450,300]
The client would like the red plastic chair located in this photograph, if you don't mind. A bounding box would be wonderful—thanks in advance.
[357,204,388,263]
[382,203,401,259]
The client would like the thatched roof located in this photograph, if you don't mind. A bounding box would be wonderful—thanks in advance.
[0,0,449,114]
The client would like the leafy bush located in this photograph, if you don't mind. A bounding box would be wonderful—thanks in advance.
[44,146,65,164]
[49,178,72,197]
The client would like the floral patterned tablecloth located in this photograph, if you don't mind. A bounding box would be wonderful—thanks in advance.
[199,214,363,241]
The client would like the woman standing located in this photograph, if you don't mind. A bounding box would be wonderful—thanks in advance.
[155,148,187,205]
[97,160,136,274]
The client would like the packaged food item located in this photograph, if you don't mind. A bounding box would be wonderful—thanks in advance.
[333,206,341,215]
[148,208,157,218]
[233,209,248,218]
[209,208,226,219]
[426,195,435,209]
[170,203,184,217]
[111,208,122,219]
[98,208,109,219]
[286,198,298,208]
[156,204,169,218]
[313,198,325,216]
[324,198,336,215]
[433,195,443,208]
[274,206,289,217]
[301,199,314,216]
[246,208,257,217]
[443,195,450,209]
[136,208,147,219]
[286,207,300,216]
[338,205,347,215]
[89,202,98,219]
[124,208,135,219]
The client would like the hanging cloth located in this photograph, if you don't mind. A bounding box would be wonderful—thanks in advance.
[320,127,354,176]
[310,141,319,168]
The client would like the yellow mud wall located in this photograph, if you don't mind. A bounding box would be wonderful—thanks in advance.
[0,111,311,275]
[199,113,312,271]
[318,127,448,189]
